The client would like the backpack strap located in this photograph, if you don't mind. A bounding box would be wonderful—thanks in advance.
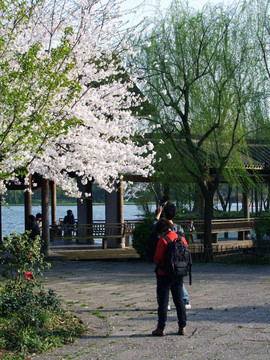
[163,235,172,244]
[163,234,178,244]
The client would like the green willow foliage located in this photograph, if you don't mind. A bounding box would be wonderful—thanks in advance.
[131,0,270,256]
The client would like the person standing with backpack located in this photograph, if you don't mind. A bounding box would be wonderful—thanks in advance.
[152,219,187,337]
[152,202,192,309]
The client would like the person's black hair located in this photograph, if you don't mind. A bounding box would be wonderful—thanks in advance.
[28,214,36,222]
[163,202,177,220]
[36,213,42,219]
[155,219,173,235]
[159,195,169,206]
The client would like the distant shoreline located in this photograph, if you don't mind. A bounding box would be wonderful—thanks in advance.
[3,202,137,206]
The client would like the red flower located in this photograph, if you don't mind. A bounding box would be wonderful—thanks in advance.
[29,254,33,259]
[25,271,33,280]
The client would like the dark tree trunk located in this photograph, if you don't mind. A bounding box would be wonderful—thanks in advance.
[217,189,226,211]
[263,184,270,211]
[203,188,214,262]
[259,190,263,215]
[243,190,250,219]
[255,188,258,216]
[228,185,232,212]
[264,184,270,211]
[192,186,201,213]
[41,178,50,254]
[217,185,232,212]
[164,183,170,201]
[0,195,2,243]
[236,187,239,212]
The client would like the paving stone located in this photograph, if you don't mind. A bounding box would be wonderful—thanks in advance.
[33,261,270,360]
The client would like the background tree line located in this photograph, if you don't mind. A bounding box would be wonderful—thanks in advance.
[4,184,105,205]
[134,182,270,218]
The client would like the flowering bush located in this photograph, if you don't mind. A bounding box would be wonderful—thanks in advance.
[0,233,86,358]
[0,232,49,292]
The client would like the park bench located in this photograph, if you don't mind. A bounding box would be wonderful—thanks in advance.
[177,218,257,243]
[50,222,125,249]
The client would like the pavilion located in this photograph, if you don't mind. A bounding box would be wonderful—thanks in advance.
[1,144,270,256]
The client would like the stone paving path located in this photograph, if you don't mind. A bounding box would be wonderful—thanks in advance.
[33,260,270,360]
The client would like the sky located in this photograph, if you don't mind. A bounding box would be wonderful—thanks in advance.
[121,0,234,25]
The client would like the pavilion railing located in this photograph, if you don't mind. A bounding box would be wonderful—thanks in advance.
[50,218,258,248]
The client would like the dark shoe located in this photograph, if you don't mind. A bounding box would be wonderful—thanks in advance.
[178,327,186,335]
[152,328,165,336]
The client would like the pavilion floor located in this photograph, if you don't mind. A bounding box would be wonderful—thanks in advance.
[47,238,254,261]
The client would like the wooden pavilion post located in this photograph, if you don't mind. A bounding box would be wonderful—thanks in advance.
[0,195,2,243]
[50,181,57,225]
[77,178,93,244]
[105,180,124,248]
[85,181,93,233]
[24,175,32,231]
[238,189,250,240]
[41,178,50,254]
[118,180,124,248]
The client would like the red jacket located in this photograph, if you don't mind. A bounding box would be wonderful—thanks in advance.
[154,231,188,276]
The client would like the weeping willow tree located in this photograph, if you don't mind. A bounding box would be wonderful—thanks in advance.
[132,0,269,260]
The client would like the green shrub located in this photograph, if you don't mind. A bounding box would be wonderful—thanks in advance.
[132,216,154,257]
[0,232,87,359]
[254,215,270,241]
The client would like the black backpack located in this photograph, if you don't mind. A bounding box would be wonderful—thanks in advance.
[163,235,192,285]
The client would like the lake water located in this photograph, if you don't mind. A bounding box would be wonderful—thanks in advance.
[1,202,255,239]
[1,204,146,237]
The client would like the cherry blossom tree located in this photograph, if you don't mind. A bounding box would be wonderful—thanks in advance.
[0,0,155,197]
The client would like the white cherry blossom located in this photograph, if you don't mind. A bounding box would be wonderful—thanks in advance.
[0,0,155,197]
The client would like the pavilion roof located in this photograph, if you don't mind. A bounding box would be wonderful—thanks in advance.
[244,144,270,169]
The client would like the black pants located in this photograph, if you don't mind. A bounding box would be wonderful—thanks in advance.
[156,275,186,330]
